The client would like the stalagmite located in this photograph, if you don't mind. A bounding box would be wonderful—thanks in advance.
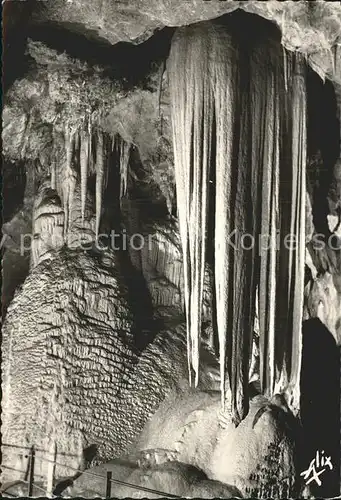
[95,130,105,238]
[80,129,89,222]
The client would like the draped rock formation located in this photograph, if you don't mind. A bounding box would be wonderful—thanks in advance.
[168,20,307,423]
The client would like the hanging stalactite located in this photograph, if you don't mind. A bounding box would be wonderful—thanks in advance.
[209,28,246,418]
[62,125,77,236]
[250,43,307,415]
[168,23,214,387]
[95,130,105,238]
[50,161,56,190]
[52,128,62,197]
[282,54,307,413]
[80,128,89,223]
[74,132,80,154]
[119,137,131,202]
[168,22,256,421]
[249,39,281,400]
[168,21,308,423]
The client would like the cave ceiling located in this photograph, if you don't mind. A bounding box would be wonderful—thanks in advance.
[6,0,341,84]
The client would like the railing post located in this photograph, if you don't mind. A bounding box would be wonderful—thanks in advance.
[28,446,35,497]
[105,470,112,499]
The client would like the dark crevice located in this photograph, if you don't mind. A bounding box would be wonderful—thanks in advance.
[2,0,35,92]
[307,71,340,237]
[1,161,30,319]
[300,319,340,498]
[213,9,282,44]
[4,2,175,92]
[95,139,156,353]
[2,161,27,223]
[26,22,175,87]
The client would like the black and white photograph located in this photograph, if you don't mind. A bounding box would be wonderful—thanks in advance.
[1,1,341,498]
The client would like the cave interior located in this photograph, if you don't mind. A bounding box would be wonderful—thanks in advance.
[1,2,341,498]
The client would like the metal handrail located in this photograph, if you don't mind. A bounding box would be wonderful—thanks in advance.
[2,447,181,498]
[33,455,181,498]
